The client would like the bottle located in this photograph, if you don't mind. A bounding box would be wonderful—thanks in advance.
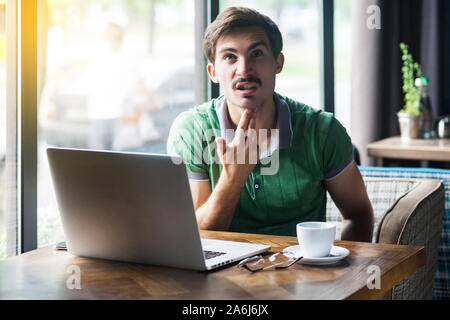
[415,77,435,139]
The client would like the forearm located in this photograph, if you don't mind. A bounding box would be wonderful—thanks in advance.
[340,206,374,242]
[195,174,246,231]
[324,162,375,243]
[195,109,257,231]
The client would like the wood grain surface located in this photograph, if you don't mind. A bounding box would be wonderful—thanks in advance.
[367,136,450,162]
[0,230,425,300]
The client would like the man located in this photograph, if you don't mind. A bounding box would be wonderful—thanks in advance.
[167,7,374,241]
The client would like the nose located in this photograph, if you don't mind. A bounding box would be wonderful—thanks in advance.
[236,57,253,77]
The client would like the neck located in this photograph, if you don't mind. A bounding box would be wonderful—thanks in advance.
[226,96,277,132]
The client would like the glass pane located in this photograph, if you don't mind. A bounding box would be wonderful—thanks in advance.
[1,0,18,260]
[334,0,352,135]
[220,0,321,108]
[37,0,195,247]
[0,0,6,259]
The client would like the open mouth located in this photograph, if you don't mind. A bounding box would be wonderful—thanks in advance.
[234,78,261,96]
[236,83,258,92]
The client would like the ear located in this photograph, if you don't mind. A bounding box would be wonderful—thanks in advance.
[275,52,285,74]
[207,63,219,83]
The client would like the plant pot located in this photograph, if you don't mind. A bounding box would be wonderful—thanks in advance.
[398,112,422,141]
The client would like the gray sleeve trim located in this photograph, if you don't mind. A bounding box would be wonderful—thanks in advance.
[324,154,355,180]
[187,170,210,181]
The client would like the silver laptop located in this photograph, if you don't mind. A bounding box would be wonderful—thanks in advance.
[47,147,270,271]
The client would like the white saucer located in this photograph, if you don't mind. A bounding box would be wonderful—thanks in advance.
[283,245,350,266]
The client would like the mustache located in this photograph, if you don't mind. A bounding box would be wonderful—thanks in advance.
[232,77,262,88]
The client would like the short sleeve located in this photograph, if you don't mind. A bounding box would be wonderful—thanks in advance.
[167,111,210,180]
[322,117,354,180]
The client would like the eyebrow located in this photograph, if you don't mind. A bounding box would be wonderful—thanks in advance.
[218,40,269,55]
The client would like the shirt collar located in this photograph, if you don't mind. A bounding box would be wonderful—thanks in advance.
[215,93,293,156]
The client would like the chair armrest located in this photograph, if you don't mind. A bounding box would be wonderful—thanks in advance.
[377,179,443,244]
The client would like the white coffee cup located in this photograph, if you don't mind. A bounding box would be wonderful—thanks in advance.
[296,222,336,258]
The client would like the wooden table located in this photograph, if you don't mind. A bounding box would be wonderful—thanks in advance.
[0,231,425,300]
[367,136,450,166]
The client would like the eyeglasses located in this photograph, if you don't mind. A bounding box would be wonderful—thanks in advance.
[237,252,302,273]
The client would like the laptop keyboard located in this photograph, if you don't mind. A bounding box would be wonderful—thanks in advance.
[203,250,226,260]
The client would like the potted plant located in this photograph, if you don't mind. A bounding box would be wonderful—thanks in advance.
[398,42,423,141]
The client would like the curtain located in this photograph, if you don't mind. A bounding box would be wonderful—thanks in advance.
[351,0,450,166]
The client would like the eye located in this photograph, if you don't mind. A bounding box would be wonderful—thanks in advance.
[224,53,236,62]
[252,49,264,57]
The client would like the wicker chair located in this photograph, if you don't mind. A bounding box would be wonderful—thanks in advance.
[360,166,450,300]
[327,176,445,300]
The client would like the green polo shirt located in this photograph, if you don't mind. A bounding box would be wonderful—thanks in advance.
[167,93,354,236]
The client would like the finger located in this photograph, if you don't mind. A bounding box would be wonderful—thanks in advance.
[246,116,256,146]
[237,109,253,131]
[216,137,234,164]
[248,113,256,129]
[215,137,226,158]
[235,109,255,144]
[246,126,259,164]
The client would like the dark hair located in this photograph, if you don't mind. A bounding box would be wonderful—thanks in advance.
[202,7,283,63]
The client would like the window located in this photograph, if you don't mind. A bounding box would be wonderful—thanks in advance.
[220,0,321,108]
[0,0,6,259]
[334,0,352,135]
[0,0,18,259]
[37,0,195,247]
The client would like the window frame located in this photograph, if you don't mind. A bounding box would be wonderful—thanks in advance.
[20,0,38,253]
[320,0,335,113]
